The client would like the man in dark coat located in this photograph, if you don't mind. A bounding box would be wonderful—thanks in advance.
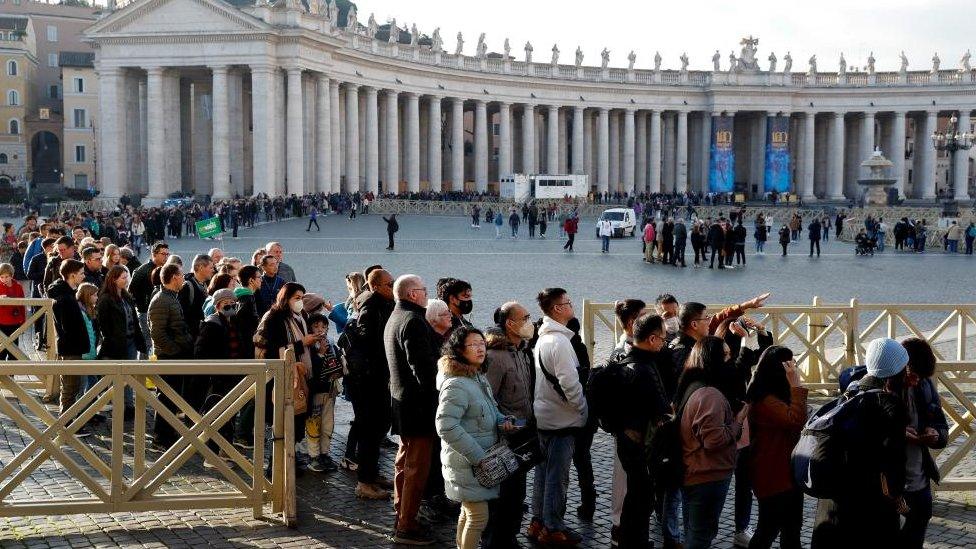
[808,218,822,257]
[130,242,170,358]
[707,219,725,269]
[49,259,89,421]
[384,274,437,545]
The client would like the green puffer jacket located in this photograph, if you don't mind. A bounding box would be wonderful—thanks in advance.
[435,356,505,503]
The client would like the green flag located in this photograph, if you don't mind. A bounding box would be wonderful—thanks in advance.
[195,217,223,239]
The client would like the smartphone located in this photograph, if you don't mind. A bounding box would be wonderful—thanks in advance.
[513,418,527,428]
[737,318,755,335]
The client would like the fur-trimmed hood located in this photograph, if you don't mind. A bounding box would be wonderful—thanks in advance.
[438,355,480,378]
[484,326,509,350]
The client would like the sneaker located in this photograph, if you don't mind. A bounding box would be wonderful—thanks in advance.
[526,518,545,542]
[339,457,358,471]
[318,455,338,472]
[537,528,582,546]
[733,528,754,547]
[355,482,390,500]
[306,456,326,472]
[392,527,434,546]
[233,438,255,450]
[74,425,93,438]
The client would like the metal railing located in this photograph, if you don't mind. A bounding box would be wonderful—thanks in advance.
[0,353,297,523]
[581,297,976,490]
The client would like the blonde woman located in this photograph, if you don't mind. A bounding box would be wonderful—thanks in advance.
[103,244,122,270]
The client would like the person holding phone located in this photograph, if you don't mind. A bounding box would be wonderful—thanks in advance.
[745,346,808,549]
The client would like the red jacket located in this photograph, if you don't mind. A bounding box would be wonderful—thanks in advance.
[748,388,809,498]
[564,217,579,234]
[0,280,26,326]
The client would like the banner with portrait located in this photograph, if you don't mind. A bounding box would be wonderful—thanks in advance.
[708,115,735,193]
[763,116,791,193]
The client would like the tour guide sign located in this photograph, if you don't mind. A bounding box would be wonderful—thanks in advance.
[195,217,223,239]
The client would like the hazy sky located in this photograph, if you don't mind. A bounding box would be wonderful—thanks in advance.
[351,0,975,72]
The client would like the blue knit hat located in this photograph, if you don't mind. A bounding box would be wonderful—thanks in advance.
[865,338,909,379]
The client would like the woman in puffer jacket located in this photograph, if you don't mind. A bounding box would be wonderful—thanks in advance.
[436,325,515,549]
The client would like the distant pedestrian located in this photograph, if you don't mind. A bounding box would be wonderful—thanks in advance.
[509,209,521,239]
[598,218,613,253]
[383,214,399,250]
[563,216,578,252]
[808,219,822,257]
[307,206,320,232]
[779,225,790,256]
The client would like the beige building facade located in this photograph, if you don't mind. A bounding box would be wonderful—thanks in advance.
[60,51,97,190]
[0,15,36,188]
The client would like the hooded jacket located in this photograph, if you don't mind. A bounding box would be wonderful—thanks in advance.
[49,279,90,357]
[483,327,534,422]
[532,316,587,431]
[435,356,504,503]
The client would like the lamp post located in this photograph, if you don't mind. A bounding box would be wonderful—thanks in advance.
[931,115,974,208]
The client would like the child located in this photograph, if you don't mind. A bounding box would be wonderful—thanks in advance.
[304,313,342,473]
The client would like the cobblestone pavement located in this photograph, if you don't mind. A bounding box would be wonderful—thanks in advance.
[1,213,975,547]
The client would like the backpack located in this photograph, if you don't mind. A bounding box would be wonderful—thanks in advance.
[335,317,368,379]
[585,357,637,433]
[647,381,705,490]
[790,388,883,498]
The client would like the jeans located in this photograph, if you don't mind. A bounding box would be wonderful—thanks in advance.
[673,240,687,266]
[682,477,731,549]
[749,489,803,549]
[511,225,519,238]
[877,233,885,251]
[457,500,489,549]
[901,485,932,549]
[662,486,683,543]
[948,239,959,253]
[483,470,527,549]
[756,239,765,253]
[602,235,610,252]
[394,435,434,533]
[532,431,575,531]
[965,236,974,254]
[138,312,152,359]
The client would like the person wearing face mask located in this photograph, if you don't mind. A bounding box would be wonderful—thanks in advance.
[194,289,248,466]
[436,277,474,330]
[303,313,343,474]
[482,301,537,549]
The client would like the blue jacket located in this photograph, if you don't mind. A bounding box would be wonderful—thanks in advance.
[436,356,504,503]
[22,237,42,275]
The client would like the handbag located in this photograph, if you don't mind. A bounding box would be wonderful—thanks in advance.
[473,442,522,488]
[292,361,309,415]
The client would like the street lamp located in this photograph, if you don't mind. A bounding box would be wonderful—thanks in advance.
[930,115,974,205]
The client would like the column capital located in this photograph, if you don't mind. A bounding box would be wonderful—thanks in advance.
[861,110,877,118]
[285,66,304,75]
[364,86,378,97]
[315,72,330,82]
[427,94,443,102]
[249,63,277,74]
[624,107,637,114]
[474,98,487,106]
[97,66,125,78]
[208,64,230,74]
[384,88,399,97]
[833,111,846,119]
[403,91,420,100]
[597,106,609,113]
[144,66,165,77]
[451,96,465,105]
[344,82,360,91]
[547,104,560,111]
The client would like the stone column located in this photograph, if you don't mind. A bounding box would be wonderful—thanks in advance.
[209,65,230,199]
[954,110,971,200]
[451,98,464,190]
[801,111,816,199]
[314,74,331,193]
[597,107,610,193]
[474,99,488,191]
[649,110,662,193]
[97,67,125,198]
[384,90,399,192]
[364,87,379,194]
[498,102,512,176]
[329,80,341,192]
[428,96,443,191]
[891,111,907,198]
[572,106,585,175]
[344,83,360,192]
[547,105,559,174]
[609,111,619,190]
[676,110,688,193]
[828,112,845,199]
[146,67,167,199]
[522,104,536,174]
[559,110,569,173]
[919,111,937,199]
[860,111,876,179]
[405,93,421,191]
[700,113,711,193]
[250,66,276,196]
[635,112,647,192]
[623,108,636,195]
[285,68,304,195]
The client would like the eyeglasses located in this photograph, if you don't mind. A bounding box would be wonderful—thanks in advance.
[410,287,428,294]
[556,301,573,308]
[464,342,487,349]
[692,314,712,323]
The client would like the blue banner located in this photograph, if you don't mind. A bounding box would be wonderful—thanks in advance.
[708,116,735,193]
[764,116,791,193]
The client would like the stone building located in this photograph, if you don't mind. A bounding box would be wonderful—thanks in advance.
[0,16,35,189]
[60,51,97,191]
[85,0,976,202]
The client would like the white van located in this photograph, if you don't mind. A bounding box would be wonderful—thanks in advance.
[596,208,638,237]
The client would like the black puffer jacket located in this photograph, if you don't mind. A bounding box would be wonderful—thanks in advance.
[356,290,394,383]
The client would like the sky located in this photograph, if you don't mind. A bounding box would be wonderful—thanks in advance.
[346,0,976,73]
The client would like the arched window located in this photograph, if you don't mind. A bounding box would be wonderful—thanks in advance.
[6,90,18,106]
[8,119,19,135]
[0,153,7,164]
[6,60,16,77]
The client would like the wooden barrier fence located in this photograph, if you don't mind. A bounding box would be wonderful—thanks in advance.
[582,297,976,491]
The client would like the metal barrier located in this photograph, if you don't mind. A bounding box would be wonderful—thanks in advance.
[581,297,976,490]
[0,353,297,523]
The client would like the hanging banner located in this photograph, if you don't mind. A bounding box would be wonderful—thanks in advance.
[764,116,792,193]
[708,116,735,193]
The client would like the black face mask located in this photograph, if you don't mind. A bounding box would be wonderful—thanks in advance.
[457,299,473,315]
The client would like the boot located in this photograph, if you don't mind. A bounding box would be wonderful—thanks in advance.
[576,488,597,521]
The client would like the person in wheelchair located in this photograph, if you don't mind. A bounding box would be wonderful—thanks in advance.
[855,228,876,255]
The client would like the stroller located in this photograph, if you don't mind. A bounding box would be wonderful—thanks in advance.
[855,233,876,256]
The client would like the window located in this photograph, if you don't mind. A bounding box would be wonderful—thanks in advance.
[48,53,57,67]
[8,119,18,135]
[49,84,59,99]
[0,153,6,164]
[5,60,15,76]
[493,123,500,135]
[46,25,57,42]
[74,77,84,93]
[74,174,88,188]
[75,145,86,163]
[6,90,17,106]
[73,108,86,128]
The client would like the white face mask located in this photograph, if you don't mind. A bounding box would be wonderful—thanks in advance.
[290,300,304,314]
[664,316,680,334]
[518,321,535,339]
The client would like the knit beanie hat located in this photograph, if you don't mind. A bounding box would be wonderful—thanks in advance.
[211,288,237,306]
[302,293,327,314]
[865,337,908,379]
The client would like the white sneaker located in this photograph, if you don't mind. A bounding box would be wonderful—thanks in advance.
[733,528,754,547]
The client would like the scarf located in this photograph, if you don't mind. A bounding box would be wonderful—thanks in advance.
[286,312,312,379]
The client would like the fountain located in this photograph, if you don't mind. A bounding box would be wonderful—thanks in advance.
[857,148,896,206]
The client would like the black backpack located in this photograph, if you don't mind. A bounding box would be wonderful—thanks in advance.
[647,381,705,490]
[585,357,637,434]
[335,317,368,379]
